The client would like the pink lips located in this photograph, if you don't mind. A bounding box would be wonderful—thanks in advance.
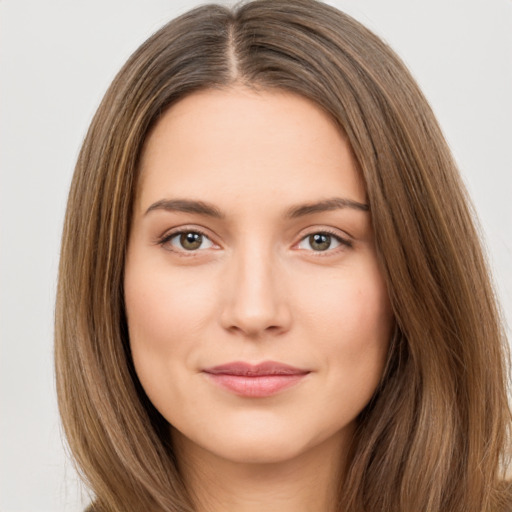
[202,361,310,398]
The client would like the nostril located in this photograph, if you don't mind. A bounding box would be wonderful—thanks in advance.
[222,307,292,338]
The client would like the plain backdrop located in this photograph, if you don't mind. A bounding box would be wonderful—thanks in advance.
[1,1,511,510]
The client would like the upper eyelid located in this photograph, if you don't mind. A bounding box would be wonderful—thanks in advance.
[295,230,352,252]
[158,225,215,242]
[157,225,351,239]
[156,228,219,255]
[156,226,352,253]
[295,225,353,243]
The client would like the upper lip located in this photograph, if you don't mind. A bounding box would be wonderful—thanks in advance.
[203,361,310,376]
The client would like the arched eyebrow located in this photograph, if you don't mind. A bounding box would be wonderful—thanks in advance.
[285,197,369,218]
[144,197,369,218]
[145,199,224,218]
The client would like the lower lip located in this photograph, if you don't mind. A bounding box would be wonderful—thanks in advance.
[204,373,308,398]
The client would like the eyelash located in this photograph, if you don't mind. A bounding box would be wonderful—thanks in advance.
[297,229,353,254]
[156,227,353,255]
[157,227,214,256]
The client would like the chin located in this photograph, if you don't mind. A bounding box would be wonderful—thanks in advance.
[171,415,350,468]
[216,436,308,465]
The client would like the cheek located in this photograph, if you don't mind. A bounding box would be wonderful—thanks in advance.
[332,283,391,361]
[124,261,213,430]
[123,255,221,415]
[301,258,391,335]
[298,259,393,386]
[125,262,214,353]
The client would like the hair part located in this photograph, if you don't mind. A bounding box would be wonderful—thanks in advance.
[55,1,511,510]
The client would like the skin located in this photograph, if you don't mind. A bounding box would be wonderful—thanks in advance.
[124,86,394,512]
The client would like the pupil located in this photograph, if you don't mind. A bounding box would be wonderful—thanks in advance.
[181,232,202,250]
[310,233,331,251]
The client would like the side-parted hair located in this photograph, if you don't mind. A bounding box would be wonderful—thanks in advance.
[55,1,511,510]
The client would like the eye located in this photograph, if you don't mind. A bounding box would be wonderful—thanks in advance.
[162,230,215,252]
[297,232,350,252]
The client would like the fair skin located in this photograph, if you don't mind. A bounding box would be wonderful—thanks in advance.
[124,86,394,512]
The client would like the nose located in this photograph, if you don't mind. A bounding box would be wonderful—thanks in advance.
[220,244,292,338]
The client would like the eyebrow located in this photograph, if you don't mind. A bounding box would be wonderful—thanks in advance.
[144,196,369,218]
[285,197,369,218]
[145,199,225,218]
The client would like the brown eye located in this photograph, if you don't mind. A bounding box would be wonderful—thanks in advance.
[297,231,349,252]
[180,232,203,250]
[164,231,214,251]
[309,233,332,251]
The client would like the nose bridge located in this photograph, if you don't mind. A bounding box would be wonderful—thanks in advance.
[221,237,290,336]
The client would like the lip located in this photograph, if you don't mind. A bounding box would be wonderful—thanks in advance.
[202,361,310,398]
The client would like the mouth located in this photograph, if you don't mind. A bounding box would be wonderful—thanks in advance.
[202,361,311,398]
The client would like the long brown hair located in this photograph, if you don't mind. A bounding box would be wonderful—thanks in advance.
[55,1,511,510]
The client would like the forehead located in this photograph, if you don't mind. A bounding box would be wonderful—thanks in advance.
[136,86,366,214]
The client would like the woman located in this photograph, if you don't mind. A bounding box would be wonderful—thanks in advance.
[55,0,511,510]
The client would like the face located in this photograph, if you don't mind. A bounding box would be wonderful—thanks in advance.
[124,87,393,466]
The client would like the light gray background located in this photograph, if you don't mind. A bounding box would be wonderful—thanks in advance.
[1,1,511,510]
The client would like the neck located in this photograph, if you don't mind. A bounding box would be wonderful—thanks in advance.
[173,429,353,512]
